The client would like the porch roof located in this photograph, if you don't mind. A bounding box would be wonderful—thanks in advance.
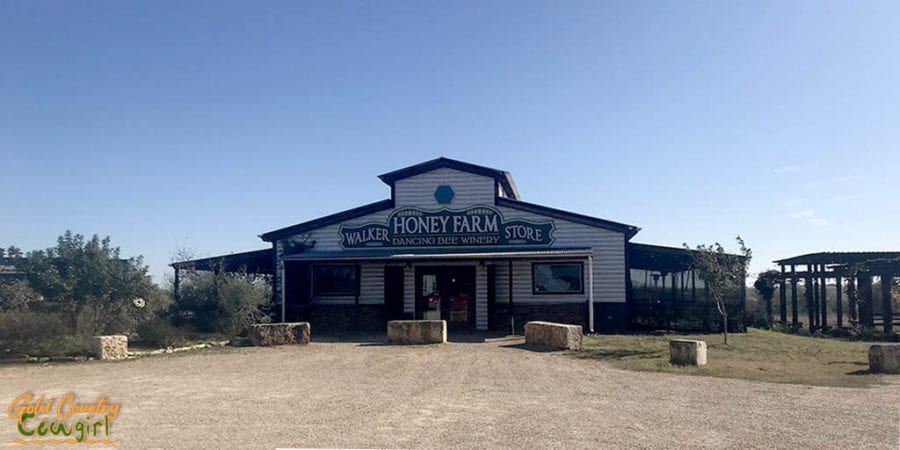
[281,247,593,262]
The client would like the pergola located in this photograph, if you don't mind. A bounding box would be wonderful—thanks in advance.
[170,248,275,301]
[773,252,900,333]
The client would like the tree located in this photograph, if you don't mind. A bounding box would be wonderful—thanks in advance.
[754,270,780,327]
[685,237,752,345]
[24,231,158,335]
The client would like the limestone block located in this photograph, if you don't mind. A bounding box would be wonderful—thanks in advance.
[92,335,128,361]
[868,344,900,374]
[669,339,707,366]
[387,320,447,344]
[248,322,311,346]
[523,321,583,350]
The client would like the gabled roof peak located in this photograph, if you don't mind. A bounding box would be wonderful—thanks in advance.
[378,157,519,200]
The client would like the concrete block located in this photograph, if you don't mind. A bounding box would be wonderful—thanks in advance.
[669,339,707,366]
[248,322,311,346]
[92,335,128,361]
[868,344,900,374]
[523,321,583,350]
[387,320,446,344]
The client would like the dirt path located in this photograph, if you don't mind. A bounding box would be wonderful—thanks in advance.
[1,336,898,449]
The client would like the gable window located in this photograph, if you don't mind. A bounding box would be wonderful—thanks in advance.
[532,263,583,294]
[313,265,359,296]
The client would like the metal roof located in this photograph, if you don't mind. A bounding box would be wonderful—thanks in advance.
[627,242,748,272]
[496,197,640,239]
[260,199,394,242]
[773,252,900,265]
[282,247,593,262]
[170,248,274,274]
[378,157,520,200]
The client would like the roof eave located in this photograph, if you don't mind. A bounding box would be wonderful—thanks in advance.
[260,199,394,242]
[496,197,640,238]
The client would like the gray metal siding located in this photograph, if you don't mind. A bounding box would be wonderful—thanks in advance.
[394,167,495,208]
[359,263,384,305]
[476,264,488,330]
[403,265,415,314]
[494,205,626,304]
[274,171,627,305]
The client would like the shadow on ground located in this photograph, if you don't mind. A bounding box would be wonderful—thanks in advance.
[501,342,566,353]
[314,331,521,346]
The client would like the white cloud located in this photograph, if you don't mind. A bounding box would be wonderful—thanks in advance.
[788,209,831,227]
[790,209,815,219]
[774,165,801,174]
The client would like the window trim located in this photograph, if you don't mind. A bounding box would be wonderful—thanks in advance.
[312,264,360,297]
[531,262,585,295]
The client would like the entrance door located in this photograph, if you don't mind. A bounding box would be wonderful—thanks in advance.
[415,266,476,329]
[384,266,405,320]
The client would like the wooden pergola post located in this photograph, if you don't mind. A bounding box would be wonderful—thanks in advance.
[670,273,677,330]
[848,276,858,322]
[859,273,874,328]
[791,264,799,327]
[811,265,820,329]
[882,273,894,334]
[805,265,814,330]
[779,265,787,324]
[820,264,828,329]
[835,275,843,328]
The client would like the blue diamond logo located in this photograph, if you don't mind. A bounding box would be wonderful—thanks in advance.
[434,185,455,204]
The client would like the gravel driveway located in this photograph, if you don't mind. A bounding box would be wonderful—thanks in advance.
[1,335,898,449]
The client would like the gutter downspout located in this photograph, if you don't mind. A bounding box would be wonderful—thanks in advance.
[588,255,594,333]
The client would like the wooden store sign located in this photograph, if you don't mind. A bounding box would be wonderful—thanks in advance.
[339,206,554,248]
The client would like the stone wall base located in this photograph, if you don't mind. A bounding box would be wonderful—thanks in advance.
[286,304,387,332]
[490,303,587,334]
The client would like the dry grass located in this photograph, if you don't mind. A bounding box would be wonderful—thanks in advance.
[578,328,886,388]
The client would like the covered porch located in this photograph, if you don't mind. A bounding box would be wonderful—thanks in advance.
[279,247,598,334]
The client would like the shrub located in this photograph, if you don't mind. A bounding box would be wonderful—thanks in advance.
[171,267,271,338]
[0,309,91,356]
[134,317,189,348]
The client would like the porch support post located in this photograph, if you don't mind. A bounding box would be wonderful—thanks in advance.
[508,259,514,335]
[588,255,594,333]
[280,261,287,323]
[174,267,181,303]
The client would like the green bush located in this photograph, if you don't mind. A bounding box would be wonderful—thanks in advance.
[134,317,189,348]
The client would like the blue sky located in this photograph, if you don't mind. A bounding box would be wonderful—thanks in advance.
[2,1,898,283]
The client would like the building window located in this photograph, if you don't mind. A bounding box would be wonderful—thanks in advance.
[313,265,359,296]
[532,263,583,294]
